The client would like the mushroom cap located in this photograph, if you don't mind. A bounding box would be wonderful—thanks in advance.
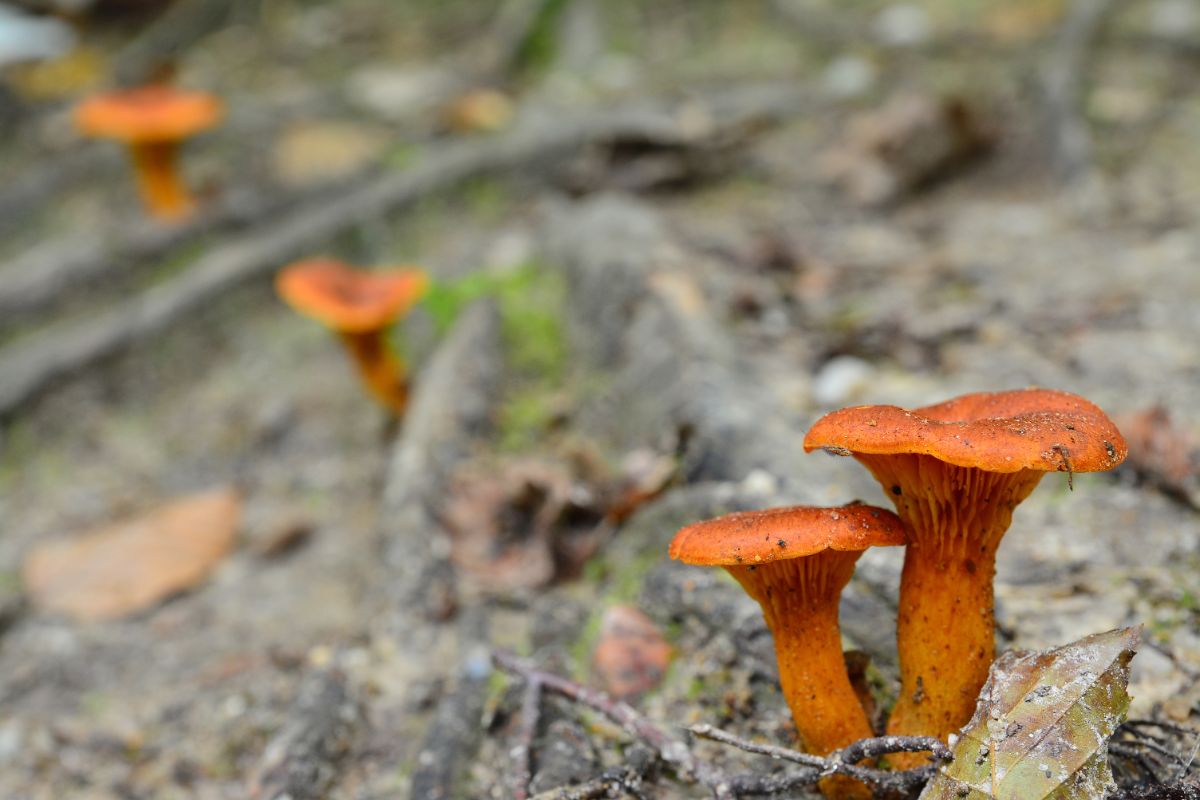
[669,503,906,567]
[275,258,429,333]
[803,388,1127,473]
[75,86,222,143]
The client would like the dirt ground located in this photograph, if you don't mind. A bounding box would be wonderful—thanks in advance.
[1,1,1198,798]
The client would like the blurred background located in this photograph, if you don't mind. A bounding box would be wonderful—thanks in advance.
[1,1,1198,797]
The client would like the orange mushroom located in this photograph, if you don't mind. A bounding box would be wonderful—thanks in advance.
[670,503,907,799]
[75,85,222,220]
[803,389,1126,760]
[275,258,429,414]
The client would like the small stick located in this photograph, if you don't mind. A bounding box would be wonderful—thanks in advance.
[838,734,952,766]
[492,649,710,784]
[512,675,543,799]
[690,724,945,794]
[493,650,943,798]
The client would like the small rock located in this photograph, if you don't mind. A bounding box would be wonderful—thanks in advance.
[812,356,875,406]
[1149,0,1200,38]
[345,65,454,122]
[873,4,932,47]
[822,55,876,99]
[0,5,75,67]
[0,720,22,766]
[740,469,778,498]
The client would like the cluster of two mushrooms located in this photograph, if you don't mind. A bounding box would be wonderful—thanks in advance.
[671,389,1127,797]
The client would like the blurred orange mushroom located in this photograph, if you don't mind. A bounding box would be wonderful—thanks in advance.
[804,389,1126,760]
[275,258,429,415]
[75,84,222,220]
[670,503,906,799]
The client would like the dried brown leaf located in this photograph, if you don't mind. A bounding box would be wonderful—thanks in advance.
[22,487,241,621]
[591,604,673,700]
[920,627,1141,800]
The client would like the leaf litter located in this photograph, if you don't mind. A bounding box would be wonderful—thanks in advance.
[922,627,1141,800]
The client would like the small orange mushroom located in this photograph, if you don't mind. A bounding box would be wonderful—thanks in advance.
[803,388,1126,760]
[275,258,429,414]
[670,503,907,799]
[75,85,222,220]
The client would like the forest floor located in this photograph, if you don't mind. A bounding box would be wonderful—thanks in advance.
[0,1,1198,798]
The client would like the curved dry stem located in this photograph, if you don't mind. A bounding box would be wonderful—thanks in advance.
[337,330,410,414]
[128,140,194,220]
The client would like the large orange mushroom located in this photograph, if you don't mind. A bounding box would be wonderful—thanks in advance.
[670,503,907,799]
[803,389,1126,760]
[276,258,429,415]
[75,85,222,220]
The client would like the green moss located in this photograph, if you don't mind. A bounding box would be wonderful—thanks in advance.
[495,264,566,379]
[420,262,568,450]
[1179,590,1198,612]
[513,0,577,74]
[569,607,607,681]
[463,178,509,222]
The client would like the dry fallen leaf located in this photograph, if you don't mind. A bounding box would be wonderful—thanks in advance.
[442,458,605,591]
[23,487,242,622]
[1119,405,1199,508]
[592,604,672,700]
[273,119,390,188]
[920,627,1140,800]
[442,88,514,133]
[821,93,993,206]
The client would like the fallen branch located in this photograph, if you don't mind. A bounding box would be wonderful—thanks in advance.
[492,649,942,798]
[1040,0,1118,179]
[527,748,655,800]
[690,724,947,795]
[0,82,814,420]
[513,673,544,800]
[248,669,364,800]
[0,187,296,325]
[408,636,493,799]
[1110,783,1200,800]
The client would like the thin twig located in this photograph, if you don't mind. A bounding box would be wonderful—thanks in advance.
[528,747,655,800]
[513,674,544,799]
[690,723,945,794]
[493,649,942,798]
[492,649,713,786]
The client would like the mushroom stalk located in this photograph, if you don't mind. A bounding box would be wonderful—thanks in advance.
[856,453,1043,763]
[728,554,874,800]
[128,140,193,220]
[337,330,410,415]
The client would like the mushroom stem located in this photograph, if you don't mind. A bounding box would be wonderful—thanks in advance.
[856,453,1043,763]
[338,330,410,414]
[728,553,874,800]
[128,140,194,220]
